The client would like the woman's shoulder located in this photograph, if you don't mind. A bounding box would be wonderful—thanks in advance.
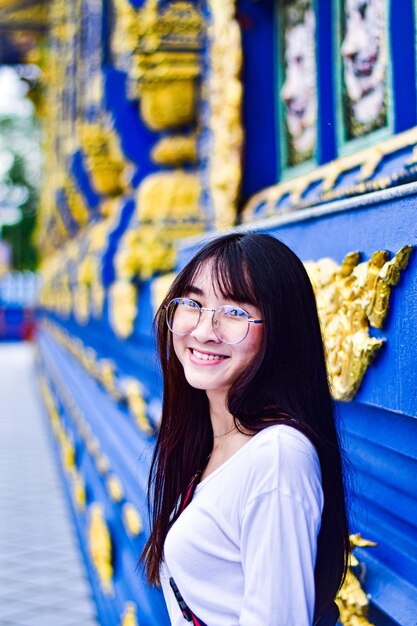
[241,423,322,506]
[247,423,318,463]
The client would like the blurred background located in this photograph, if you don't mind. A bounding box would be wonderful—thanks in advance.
[0,1,416,625]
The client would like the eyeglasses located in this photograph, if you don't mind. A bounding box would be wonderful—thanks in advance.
[165,297,263,345]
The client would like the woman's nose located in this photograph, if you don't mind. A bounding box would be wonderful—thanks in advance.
[190,309,221,342]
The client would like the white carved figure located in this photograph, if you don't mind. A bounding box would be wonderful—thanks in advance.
[341,0,386,131]
[281,7,317,162]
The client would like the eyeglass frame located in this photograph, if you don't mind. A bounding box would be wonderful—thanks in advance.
[164,297,263,345]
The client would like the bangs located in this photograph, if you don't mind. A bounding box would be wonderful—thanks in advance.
[186,245,258,307]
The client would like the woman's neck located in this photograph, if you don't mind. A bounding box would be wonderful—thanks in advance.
[206,389,235,438]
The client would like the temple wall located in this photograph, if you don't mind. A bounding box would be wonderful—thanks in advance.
[35,1,417,624]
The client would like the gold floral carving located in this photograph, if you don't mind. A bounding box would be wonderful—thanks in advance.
[44,319,157,435]
[207,0,243,229]
[151,272,177,312]
[120,602,138,626]
[337,534,377,626]
[79,122,127,197]
[108,280,138,339]
[39,377,86,511]
[123,379,154,434]
[151,134,197,165]
[137,170,202,222]
[242,126,417,220]
[98,359,123,401]
[40,212,120,322]
[0,3,48,27]
[107,475,124,502]
[96,454,111,475]
[74,255,97,325]
[88,503,114,594]
[122,503,144,537]
[71,469,86,511]
[63,176,90,227]
[114,171,204,280]
[112,0,203,131]
[305,246,412,401]
[40,377,76,472]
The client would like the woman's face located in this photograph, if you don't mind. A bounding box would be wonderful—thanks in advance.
[172,262,264,402]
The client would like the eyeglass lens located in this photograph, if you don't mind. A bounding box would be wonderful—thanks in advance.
[166,298,250,344]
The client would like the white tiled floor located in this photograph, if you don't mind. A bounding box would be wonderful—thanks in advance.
[0,342,99,626]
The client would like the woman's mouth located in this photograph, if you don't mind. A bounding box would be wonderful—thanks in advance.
[189,348,229,364]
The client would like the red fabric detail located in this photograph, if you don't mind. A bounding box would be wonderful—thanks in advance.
[180,472,200,513]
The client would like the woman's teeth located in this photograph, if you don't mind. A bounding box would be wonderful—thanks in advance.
[192,349,227,361]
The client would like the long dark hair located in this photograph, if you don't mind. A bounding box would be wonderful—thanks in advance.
[142,232,350,619]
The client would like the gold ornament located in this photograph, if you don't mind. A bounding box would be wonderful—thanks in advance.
[151,134,197,165]
[242,126,417,220]
[137,170,203,222]
[71,469,86,511]
[79,122,127,197]
[113,170,204,280]
[123,379,154,434]
[112,0,204,131]
[108,280,138,339]
[151,272,177,312]
[88,503,114,594]
[96,454,111,475]
[207,0,243,229]
[119,602,138,626]
[305,246,412,401]
[98,359,122,400]
[107,475,124,502]
[63,176,90,226]
[122,503,144,537]
[337,534,377,626]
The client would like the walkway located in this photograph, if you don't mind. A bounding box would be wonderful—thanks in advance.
[0,342,99,626]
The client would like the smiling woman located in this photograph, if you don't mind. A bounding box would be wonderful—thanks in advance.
[168,276,263,400]
[141,232,349,626]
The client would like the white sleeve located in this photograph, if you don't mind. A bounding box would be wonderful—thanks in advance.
[239,488,320,626]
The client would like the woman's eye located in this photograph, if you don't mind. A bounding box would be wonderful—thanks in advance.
[227,308,246,317]
[186,299,200,309]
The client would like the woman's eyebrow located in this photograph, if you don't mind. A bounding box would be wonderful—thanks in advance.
[184,285,204,296]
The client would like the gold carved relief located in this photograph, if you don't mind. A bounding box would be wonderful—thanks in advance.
[98,359,123,401]
[88,503,114,594]
[120,602,138,626]
[71,469,86,511]
[151,134,197,165]
[122,503,144,537]
[113,171,204,281]
[151,272,177,312]
[137,170,202,222]
[63,175,90,227]
[123,379,154,434]
[107,475,124,502]
[243,126,417,220]
[337,534,377,626]
[108,280,138,339]
[207,0,243,229]
[305,246,412,401]
[79,121,127,197]
[112,0,203,131]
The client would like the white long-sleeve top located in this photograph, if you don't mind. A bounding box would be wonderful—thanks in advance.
[160,424,324,626]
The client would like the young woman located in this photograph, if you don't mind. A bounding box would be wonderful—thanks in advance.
[142,232,350,626]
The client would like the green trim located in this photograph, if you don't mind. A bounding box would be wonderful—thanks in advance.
[274,0,318,181]
[334,0,393,156]
[414,0,417,101]
[274,0,284,181]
